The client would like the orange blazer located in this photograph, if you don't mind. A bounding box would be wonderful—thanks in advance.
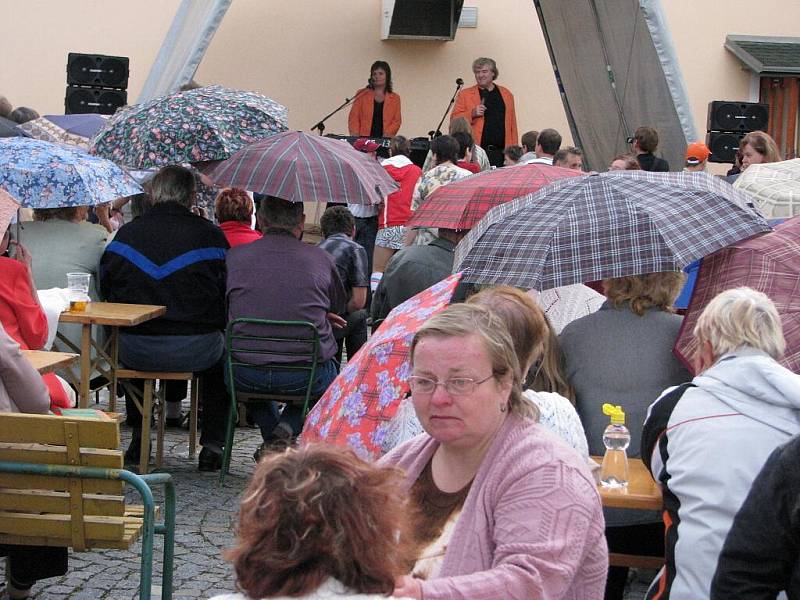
[451,84,518,147]
[348,90,402,137]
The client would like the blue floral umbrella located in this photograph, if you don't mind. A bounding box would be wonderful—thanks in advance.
[90,85,289,170]
[0,137,142,208]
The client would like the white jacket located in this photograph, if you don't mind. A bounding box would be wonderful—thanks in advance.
[642,348,800,599]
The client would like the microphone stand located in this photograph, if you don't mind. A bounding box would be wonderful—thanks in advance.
[311,87,372,135]
[430,79,464,139]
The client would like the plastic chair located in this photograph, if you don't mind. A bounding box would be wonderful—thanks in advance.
[220,318,321,484]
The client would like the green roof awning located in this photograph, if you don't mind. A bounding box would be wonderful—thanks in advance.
[725,35,800,75]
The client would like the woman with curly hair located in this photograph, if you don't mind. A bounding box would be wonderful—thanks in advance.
[215,188,261,248]
[212,444,413,600]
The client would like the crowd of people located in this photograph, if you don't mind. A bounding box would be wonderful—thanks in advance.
[1,53,798,600]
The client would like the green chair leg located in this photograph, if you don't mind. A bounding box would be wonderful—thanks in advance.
[218,391,239,486]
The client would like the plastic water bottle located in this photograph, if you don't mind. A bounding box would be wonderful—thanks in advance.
[600,403,630,488]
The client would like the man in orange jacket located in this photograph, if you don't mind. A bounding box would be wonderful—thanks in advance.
[451,57,518,168]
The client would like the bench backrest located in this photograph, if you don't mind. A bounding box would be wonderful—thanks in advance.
[0,412,124,551]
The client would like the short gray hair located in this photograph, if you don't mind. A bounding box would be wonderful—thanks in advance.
[472,57,498,80]
[149,166,196,207]
[257,195,304,230]
[694,287,785,361]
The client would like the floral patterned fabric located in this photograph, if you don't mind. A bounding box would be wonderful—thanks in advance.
[0,138,142,208]
[90,85,288,170]
[300,273,462,460]
[17,115,108,150]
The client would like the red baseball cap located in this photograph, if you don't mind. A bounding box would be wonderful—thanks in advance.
[353,138,381,153]
[685,141,711,165]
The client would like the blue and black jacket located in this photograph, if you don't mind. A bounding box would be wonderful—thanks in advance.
[99,201,229,336]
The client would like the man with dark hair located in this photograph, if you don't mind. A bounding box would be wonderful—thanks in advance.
[522,128,562,165]
[554,146,584,170]
[372,228,469,323]
[452,131,480,174]
[451,57,519,167]
[630,126,670,172]
[226,196,346,456]
[519,130,539,163]
[100,165,229,471]
[318,206,369,363]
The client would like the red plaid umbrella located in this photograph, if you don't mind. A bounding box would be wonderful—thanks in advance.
[406,163,584,230]
[675,216,800,375]
[300,273,462,459]
[203,130,398,204]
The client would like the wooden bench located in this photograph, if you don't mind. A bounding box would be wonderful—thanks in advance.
[116,369,200,474]
[0,412,175,600]
[609,552,664,569]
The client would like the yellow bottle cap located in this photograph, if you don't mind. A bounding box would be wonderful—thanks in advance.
[602,403,626,424]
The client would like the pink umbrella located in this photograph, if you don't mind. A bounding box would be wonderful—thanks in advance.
[300,273,462,459]
[674,217,800,375]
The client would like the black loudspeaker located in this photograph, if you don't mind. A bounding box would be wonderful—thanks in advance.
[67,53,129,89]
[707,101,769,133]
[706,131,745,164]
[65,86,127,115]
[409,137,431,168]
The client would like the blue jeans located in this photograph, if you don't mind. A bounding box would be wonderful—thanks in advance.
[226,359,338,440]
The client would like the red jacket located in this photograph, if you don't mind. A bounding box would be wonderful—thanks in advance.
[220,221,262,248]
[380,156,422,228]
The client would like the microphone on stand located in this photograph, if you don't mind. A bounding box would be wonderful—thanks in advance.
[456,77,464,86]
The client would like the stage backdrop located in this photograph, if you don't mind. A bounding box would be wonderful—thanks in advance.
[534,0,697,172]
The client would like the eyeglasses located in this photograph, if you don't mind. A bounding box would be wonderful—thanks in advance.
[408,374,494,396]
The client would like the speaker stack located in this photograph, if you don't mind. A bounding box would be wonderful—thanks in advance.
[705,101,769,163]
[65,53,129,115]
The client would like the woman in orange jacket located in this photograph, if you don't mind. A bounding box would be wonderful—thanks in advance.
[348,61,402,138]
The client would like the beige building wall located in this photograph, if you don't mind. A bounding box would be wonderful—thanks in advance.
[4,0,800,174]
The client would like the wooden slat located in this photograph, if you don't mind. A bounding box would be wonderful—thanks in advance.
[59,302,166,326]
[21,350,78,374]
[787,77,799,159]
[0,474,122,496]
[0,512,124,542]
[0,414,119,449]
[0,490,124,516]
[116,370,193,380]
[0,443,122,468]
[609,553,663,569]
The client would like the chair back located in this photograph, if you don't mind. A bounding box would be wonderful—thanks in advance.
[225,318,321,410]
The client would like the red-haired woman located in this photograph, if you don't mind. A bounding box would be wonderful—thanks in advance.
[215,188,261,248]
[212,445,413,600]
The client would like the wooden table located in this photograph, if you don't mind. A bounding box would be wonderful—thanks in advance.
[22,350,79,374]
[57,302,166,408]
[594,457,662,511]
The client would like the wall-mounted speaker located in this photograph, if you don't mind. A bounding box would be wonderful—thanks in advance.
[707,101,769,133]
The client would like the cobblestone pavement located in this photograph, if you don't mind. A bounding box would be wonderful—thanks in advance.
[14,396,263,600]
[3,394,652,599]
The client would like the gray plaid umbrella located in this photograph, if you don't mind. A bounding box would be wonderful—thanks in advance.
[454,171,772,291]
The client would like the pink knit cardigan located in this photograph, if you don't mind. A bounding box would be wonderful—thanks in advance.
[380,413,608,599]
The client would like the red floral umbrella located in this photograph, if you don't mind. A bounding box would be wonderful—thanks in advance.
[674,216,800,375]
[300,273,462,459]
[406,163,584,231]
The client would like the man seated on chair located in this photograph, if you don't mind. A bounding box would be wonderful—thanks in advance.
[100,165,229,472]
[317,206,369,364]
[226,195,346,458]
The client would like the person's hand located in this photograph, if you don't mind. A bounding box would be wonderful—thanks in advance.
[12,241,33,270]
[393,575,422,599]
[472,102,486,118]
[326,312,347,329]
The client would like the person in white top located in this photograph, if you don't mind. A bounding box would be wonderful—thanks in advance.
[209,445,414,600]
[381,286,588,458]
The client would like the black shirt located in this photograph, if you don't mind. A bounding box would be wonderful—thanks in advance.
[637,152,670,172]
[480,86,506,149]
[370,100,384,138]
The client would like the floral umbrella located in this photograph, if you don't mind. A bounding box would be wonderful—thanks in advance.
[300,273,462,459]
[90,85,288,169]
[0,188,20,233]
[0,137,142,208]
